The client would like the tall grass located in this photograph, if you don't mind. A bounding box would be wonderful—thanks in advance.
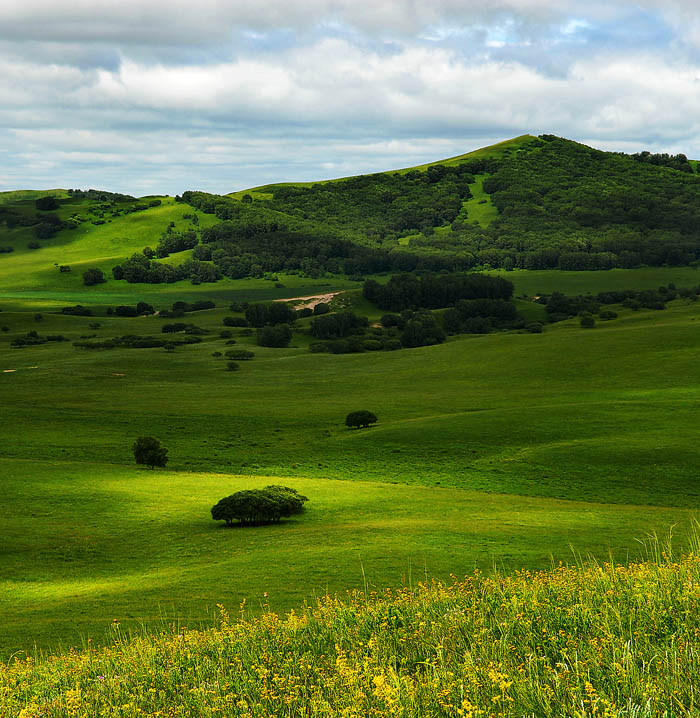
[4,533,700,717]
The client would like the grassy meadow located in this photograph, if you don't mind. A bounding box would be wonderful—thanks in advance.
[2,267,700,658]
[5,547,700,717]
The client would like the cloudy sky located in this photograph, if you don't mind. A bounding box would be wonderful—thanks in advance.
[2,0,700,195]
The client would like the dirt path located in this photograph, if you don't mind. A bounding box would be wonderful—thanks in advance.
[273,291,343,310]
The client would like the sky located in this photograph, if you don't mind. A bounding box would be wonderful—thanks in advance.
[2,0,700,196]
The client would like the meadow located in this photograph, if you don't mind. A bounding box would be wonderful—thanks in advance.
[4,546,700,716]
[2,272,700,658]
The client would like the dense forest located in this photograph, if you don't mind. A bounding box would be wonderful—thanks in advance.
[165,136,700,280]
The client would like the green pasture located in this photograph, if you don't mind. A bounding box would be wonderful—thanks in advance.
[1,459,694,658]
[3,253,700,657]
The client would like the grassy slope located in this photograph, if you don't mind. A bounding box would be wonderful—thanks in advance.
[227,135,536,198]
[2,294,700,654]
[4,551,700,716]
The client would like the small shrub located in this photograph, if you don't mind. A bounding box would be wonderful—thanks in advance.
[225,349,255,360]
[345,410,378,429]
[83,268,106,286]
[226,361,240,371]
[580,313,596,328]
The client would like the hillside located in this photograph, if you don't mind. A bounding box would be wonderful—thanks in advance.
[3,135,700,300]
[3,548,699,716]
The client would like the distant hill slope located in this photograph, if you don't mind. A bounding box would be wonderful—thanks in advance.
[2,134,700,293]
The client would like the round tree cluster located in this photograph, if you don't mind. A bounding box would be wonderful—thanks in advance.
[211,485,308,526]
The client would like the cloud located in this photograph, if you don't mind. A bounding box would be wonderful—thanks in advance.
[1,0,700,193]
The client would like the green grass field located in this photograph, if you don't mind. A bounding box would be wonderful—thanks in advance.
[2,276,700,657]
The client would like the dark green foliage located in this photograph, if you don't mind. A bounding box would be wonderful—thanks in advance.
[400,311,446,348]
[297,307,313,318]
[313,303,329,315]
[224,349,255,360]
[599,310,618,320]
[132,436,168,469]
[155,230,198,258]
[73,335,202,350]
[219,330,233,339]
[264,164,472,236]
[83,268,106,286]
[162,323,187,333]
[257,324,293,348]
[61,305,92,316]
[27,241,41,249]
[223,316,249,327]
[245,302,296,328]
[136,301,155,315]
[364,273,514,312]
[580,313,596,328]
[11,332,66,348]
[35,196,59,211]
[113,253,222,284]
[309,311,368,339]
[480,136,700,269]
[345,410,378,429]
[226,361,240,371]
[210,485,309,526]
[115,305,139,317]
[34,214,63,239]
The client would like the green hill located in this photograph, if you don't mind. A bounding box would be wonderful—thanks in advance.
[2,135,700,298]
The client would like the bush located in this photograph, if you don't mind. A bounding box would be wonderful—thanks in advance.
[226,361,240,371]
[136,301,155,315]
[211,486,309,526]
[257,324,293,348]
[35,196,59,211]
[223,316,249,327]
[61,305,92,316]
[345,410,378,429]
[115,305,138,317]
[225,349,255,360]
[313,302,330,315]
[132,436,168,469]
[599,310,618,320]
[580,313,596,328]
[83,268,106,286]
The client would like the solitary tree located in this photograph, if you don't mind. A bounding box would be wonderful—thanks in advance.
[211,485,308,526]
[345,410,378,429]
[132,436,168,469]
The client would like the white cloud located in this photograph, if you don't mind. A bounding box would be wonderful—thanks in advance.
[2,1,700,192]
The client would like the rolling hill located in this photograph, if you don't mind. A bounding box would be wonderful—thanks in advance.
[2,134,700,306]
